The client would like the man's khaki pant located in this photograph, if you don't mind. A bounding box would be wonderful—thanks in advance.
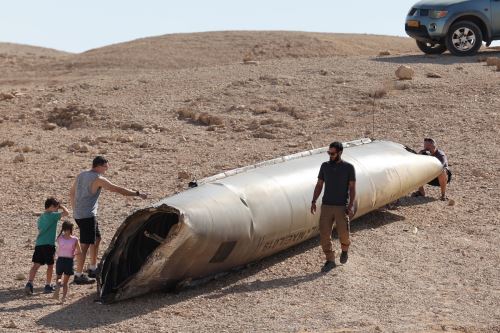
[319,205,351,261]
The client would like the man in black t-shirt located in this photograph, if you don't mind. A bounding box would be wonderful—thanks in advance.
[412,138,450,201]
[311,141,356,273]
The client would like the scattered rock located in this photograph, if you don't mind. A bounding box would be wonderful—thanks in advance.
[378,50,391,56]
[116,135,134,143]
[426,72,442,78]
[0,238,4,245]
[412,226,418,234]
[3,320,18,329]
[13,154,25,163]
[242,60,259,65]
[319,69,328,76]
[96,136,110,143]
[0,92,15,101]
[0,140,15,148]
[395,65,414,80]
[68,143,90,153]
[178,171,191,180]
[15,273,25,280]
[485,57,499,66]
[139,142,150,148]
[448,199,455,206]
[21,146,33,153]
[42,122,57,130]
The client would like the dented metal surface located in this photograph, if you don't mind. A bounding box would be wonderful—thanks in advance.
[98,139,443,303]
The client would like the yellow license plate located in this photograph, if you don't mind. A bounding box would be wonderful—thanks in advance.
[407,20,420,28]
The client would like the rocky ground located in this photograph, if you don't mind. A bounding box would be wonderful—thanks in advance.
[0,32,499,332]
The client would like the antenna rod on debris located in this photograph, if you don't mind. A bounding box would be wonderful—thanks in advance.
[372,96,376,138]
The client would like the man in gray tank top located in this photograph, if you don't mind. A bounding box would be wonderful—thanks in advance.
[70,156,148,284]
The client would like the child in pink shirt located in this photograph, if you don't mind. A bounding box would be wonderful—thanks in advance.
[53,221,81,303]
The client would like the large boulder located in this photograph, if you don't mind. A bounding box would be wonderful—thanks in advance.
[395,65,414,80]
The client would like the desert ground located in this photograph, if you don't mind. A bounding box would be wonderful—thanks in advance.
[0,31,499,332]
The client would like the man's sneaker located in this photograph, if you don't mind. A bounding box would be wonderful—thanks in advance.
[340,251,349,264]
[411,191,424,197]
[74,274,96,285]
[321,260,336,273]
[87,268,98,279]
[43,284,55,293]
[24,282,33,295]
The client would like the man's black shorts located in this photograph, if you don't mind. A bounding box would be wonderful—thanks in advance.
[75,217,101,244]
[56,257,74,276]
[428,169,452,186]
[32,245,55,265]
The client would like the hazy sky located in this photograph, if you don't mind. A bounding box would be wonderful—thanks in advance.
[0,0,496,53]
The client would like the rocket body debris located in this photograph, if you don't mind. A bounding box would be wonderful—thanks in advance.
[98,139,443,303]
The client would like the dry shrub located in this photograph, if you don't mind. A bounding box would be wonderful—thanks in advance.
[485,57,499,66]
[253,130,276,139]
[178,108,224,127]
[273,103,305,119]
[247,120,260,130]
[260,118,279,126]
[208,115,224,126]
[0,140,15,148]
[243,52,255,63]
[198,113,211,125]
[177,108,195,119]
[47,104,98,129]
[393,82,411,91]
[259,75,279,85]
[252,108,269,115]
[369,88,387,99]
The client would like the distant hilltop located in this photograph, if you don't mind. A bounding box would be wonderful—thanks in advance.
[1,31,418,71]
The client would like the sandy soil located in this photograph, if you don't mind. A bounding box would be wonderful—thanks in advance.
[0,31,499,333]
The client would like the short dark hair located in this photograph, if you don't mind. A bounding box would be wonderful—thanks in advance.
[329,141,344,152]
[92,156,108,168]
[45,197,60,209]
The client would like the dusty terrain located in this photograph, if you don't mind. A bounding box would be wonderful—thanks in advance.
[0,31,499,333]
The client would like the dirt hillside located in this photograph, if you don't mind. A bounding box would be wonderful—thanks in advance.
[0,31,499,333]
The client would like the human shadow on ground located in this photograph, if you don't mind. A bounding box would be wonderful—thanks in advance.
[0,287,62,313]
[394,196,437,207]
[350,209,406,233]
[371,49,500,65]
[0,287,27,303]
[36,209,407,330]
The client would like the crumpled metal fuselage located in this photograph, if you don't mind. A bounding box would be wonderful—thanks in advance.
[98,139,443,303]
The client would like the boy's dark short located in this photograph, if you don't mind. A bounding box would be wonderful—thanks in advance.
[56,257,74,276]
[75,216,101,244]
[32,245,55,265]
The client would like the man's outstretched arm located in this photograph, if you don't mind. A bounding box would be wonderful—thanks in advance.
[95,177,148,199]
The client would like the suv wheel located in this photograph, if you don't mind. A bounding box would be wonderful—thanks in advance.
[415,41,447,54]
[445,21,482,56]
